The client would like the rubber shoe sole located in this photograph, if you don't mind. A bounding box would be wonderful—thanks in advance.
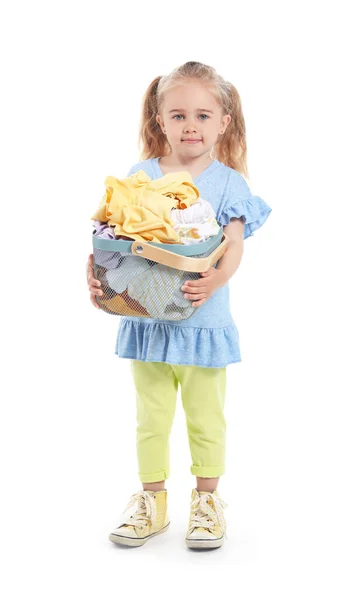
[185,534,224,549]
[109,521,170,547]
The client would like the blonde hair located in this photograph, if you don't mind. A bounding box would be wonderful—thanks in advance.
[137,61,249,178]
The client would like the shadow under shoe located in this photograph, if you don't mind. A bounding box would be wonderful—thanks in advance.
[185,488,228,549]
[109,489,170,547]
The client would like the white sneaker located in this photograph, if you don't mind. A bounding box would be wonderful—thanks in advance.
[185,488,228,549]
[109,489,170,547]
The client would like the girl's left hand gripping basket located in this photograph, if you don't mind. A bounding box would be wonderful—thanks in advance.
[92,228,229,320]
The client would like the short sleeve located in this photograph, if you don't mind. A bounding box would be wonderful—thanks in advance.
[216,170,272,239]
[126,163,142,177]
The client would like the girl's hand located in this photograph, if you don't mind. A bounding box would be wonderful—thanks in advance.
[181,267,224,308]
[86,253,102,309]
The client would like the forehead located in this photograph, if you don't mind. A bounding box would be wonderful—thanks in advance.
[162,81,220,112]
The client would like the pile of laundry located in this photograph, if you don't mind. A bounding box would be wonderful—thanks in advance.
[91,169,220,245]
[91,169,221,319]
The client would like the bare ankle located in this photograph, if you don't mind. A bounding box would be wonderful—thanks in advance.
[196,476,219,493]
[142,480,165,492]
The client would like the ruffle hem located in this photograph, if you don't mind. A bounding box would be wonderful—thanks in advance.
[115,319,241,368]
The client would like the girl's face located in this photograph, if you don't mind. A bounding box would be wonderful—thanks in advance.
[156,80,231,159]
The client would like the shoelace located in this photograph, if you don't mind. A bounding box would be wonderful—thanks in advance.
[118,490,157,529]
[189,491,228,538]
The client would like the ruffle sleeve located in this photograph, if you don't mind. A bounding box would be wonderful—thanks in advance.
[216,170,272,239]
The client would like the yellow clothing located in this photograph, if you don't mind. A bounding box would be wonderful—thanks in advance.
[91,170,200,244]
[131,360,226,482]
[97,294,150,317]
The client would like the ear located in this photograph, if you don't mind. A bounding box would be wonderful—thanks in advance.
[156,114,164,128]
[222,114,232,129]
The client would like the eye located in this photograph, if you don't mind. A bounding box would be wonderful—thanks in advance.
[172,114,210,120]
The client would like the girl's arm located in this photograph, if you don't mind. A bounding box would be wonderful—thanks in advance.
[181,218,244,307]
[214,218,244,286]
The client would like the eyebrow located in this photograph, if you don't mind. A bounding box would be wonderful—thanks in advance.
[168,109,214,114]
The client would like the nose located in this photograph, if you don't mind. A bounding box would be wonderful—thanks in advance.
[183,120,197,133]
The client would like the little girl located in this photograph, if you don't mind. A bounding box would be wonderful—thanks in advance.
[86,61,272,550]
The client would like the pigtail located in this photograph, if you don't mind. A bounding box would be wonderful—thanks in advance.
[215,82,249,179]
[139,76,170,160]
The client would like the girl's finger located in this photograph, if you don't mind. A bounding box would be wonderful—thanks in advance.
[90,294,100,309]
[182,283,207,292]
[192,298,206,307]
[90,278,102,287]
[89,285,103,295]
[185,292,207,301]
[86,268,96,284]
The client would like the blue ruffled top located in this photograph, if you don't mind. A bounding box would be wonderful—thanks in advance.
[114,157,272,368]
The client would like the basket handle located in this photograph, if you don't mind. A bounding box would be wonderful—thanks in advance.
[131,233,229,273]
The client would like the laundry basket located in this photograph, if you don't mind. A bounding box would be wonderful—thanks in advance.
[92,228,228,320]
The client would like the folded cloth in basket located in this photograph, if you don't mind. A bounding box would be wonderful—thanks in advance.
[91,169,200,244]
[170,197,220,244]
[92,220,116,239]
[93,248,123,270]
[105,256,151,294]
[97,294,150,317]
[127,264,194,319]
[170,197,216,224]
[92,198,220,246]
[103,256,193,318]
[92,219,135,241]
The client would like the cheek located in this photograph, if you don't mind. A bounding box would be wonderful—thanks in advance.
[210,123,221,135]
[166,122,178,134]
[169,124,184,140]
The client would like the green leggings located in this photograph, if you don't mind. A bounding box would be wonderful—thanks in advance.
[131,360,227,483]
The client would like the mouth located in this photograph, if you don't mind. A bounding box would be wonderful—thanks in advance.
[182,139,202,144]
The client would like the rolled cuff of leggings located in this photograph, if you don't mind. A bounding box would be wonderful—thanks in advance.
[139,469,170,483]
[190,465,225,477]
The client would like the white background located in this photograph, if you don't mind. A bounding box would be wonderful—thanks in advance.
[1,0,360,597]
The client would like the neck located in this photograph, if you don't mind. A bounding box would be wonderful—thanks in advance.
[162,151,214,169]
